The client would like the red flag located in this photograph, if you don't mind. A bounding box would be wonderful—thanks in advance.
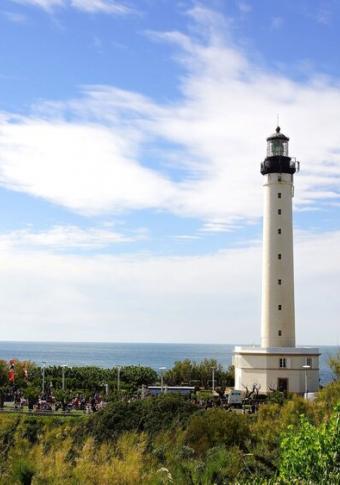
[8,359,16,383]
[8,369,15,382]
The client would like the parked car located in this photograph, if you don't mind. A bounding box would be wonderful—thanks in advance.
[225,389,243,407]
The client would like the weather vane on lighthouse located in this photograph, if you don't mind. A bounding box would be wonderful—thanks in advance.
[233,126,320,395]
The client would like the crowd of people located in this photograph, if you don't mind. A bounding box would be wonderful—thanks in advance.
[0,384,266,416]
[2,389,107,414]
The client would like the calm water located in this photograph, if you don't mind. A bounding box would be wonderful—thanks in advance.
[0,341,337,384]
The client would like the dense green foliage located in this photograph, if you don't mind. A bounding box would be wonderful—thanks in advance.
[0,358,235,397]
[0,355,339,483]
[280,406,340,483]
[0,359,158,397]
[185,408,250,456]
[0,387,339,484]
[164,359,234,388]
[329,350,340,380]
[85,394,198,441]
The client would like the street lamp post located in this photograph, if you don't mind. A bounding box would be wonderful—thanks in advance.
[61,365,67,391]
[117,366,121,392]
[302,364,311,396]
[211,367,216,392]
[159,367,167,393]
[42,361,47,394]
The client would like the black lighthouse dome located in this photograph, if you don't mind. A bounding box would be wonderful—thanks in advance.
[261,126,296,175]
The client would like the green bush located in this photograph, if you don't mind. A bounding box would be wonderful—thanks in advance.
[20,418,43,444]
[316,380,340,416]
[11,459,35,485]
[280,406,340,483]
[86,394,198,442]
[185,408,250,456]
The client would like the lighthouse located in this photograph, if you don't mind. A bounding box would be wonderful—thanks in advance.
[233,127,320,394]
[261,126,296,348]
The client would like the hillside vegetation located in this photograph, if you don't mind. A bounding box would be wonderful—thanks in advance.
[0,382,339,484]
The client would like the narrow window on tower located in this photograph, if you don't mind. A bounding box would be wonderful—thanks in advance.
[278,279,282,285]
[278,305,282,310]
[278,193,282,198]
[279,358,287,368]
[278,254,282,260]
[278,330,282,336]
[278,228,282,234]
[278,175,282,182]
[306,357,312,368]
[278,209,282,215]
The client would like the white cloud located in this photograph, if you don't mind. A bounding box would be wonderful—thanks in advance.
[10,0,64,10]
[0,119,175,214]
[0,225,147,250]
[271,16,284,30]
[200,219,239,233]
[316,5,331,25]
[71,0,131,15]
[0,6,338,345]
[10,0,131,14]
[2,10,28,22]
[0,230,339,344]
[238,2,252,14]
[0,6,340,226]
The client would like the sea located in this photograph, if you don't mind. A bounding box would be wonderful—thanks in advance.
[0,341,337,385]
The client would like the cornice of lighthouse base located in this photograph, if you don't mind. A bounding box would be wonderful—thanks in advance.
[233,346,320,394]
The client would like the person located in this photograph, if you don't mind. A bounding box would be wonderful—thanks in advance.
[90,396,97,413]
[14,391,21,410]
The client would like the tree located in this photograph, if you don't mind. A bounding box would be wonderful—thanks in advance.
[86,394,197,442]
[328,349,340,380]
[0,360,7,387]
[279,406,340,483]
[315,380,340,417]
[117,365,158,391]
[185,408,250,456]
[164,359,234,388]
[23,387,40,406]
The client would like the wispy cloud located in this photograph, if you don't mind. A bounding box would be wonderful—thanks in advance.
[200,220,239,233]
[316,4,332,25]
[173,234,201,240]
[0,225,147,251]
[0,119,175,214]
[271,16,284,30]
[71,0,131,15]
[237,2,252,14]
[10,0,132,15]
[10,0,64,11]
[0,230,338,343]
[2,10,28,22]
[0,6,340,228]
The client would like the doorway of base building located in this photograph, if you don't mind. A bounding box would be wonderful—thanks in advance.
[278,378,288,392]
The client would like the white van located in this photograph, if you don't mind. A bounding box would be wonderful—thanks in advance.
[226,390,243,407]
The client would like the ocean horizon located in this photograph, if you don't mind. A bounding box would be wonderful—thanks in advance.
[0,341,337,385]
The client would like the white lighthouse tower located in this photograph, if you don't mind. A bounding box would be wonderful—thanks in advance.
[234,127,320,394]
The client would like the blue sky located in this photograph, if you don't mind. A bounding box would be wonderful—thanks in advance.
[0,0,339,344]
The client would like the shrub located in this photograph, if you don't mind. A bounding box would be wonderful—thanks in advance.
[11,459,35,485]
[185,408,250,456]
[86,394,198,442]
[279,406,340,483]
[315,380,340,416]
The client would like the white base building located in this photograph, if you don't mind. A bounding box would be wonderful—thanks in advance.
[234,346,320,394]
